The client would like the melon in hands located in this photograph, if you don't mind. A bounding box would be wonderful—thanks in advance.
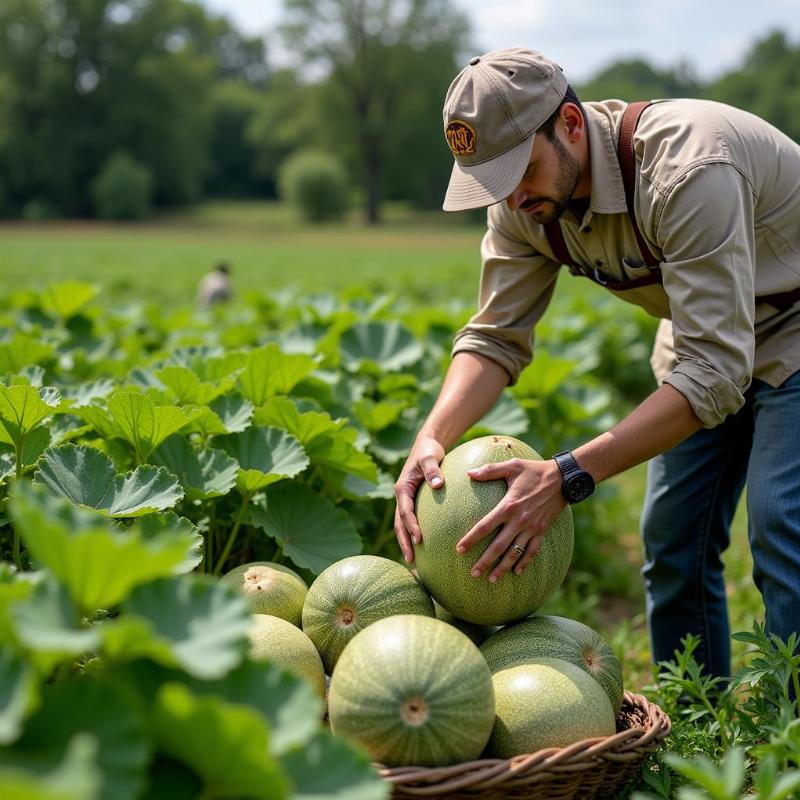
[414,435,573,625]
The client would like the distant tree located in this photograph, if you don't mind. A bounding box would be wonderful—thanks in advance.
[279,0,470,223]
[0,0,267,217]
[576,58,702,102]
[279,149,350,221]
[705,30,800,143]
[91,151,154,220]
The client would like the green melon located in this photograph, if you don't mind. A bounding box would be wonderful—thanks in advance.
[433,599,496,647]
[302,554,434,674]
[328,614,495,767]
[480,615,624,714]
[247,613,326,699]
[220,561,307,626]
[486,657,616,758]
[414,435,573,625]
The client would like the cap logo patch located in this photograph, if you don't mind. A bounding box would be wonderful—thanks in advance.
[446,120,476,156]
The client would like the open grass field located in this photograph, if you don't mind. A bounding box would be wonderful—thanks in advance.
[0,200,761,691]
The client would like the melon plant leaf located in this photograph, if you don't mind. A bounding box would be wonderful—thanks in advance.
[209,392,255,433]
[11,484,197,613]
[35,444,184,517]
[0,385,60,450]
[237,343,316,406]
[352,398,406,432]
[154,366,235,406]
[0,452,15,484]
[249,482,362,574]
[215,426,309,494]
[0,677,149,800]
[152,682,289,800]
[11,575,102,658]
[39,281,99,321]
[121,576,251,680]
[189,660,323,757]
[137,513,203,573]
[105,391,202,463]
[0,649,39,745]
[181,407,229,437]
[61,380,115,408]
[0,334,55,375]
[341,471,396,500]
[0,733,101,800]
[339,321,424,373]
[369,419,418,464]
[151,437,238,500]
[512,350,577,398]
[465,393,529,438]
[0,565,35,645]
[280,730,389,800]
[253,399,376,482]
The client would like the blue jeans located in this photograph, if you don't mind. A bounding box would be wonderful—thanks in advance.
[640,369,800,678]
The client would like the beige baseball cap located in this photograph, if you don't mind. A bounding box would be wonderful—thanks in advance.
[442,48,568,212]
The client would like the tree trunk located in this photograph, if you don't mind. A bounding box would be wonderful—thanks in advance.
[364,146,381,225]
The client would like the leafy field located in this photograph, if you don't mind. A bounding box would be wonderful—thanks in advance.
[1,202,791,800]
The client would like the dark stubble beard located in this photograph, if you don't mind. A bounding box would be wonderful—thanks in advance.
[522,134,581,224]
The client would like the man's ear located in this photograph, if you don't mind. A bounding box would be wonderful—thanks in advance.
[561,103,584,140]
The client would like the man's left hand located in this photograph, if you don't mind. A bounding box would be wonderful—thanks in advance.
[456,458,566,582]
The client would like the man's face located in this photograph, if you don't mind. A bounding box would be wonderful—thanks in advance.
[504,129,581,223]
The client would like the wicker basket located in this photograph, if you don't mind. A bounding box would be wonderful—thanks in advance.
[378,690,671,799]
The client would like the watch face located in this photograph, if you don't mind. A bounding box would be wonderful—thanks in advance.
[567,473,595,503]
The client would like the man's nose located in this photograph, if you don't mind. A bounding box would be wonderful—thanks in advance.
[505,186,527,211]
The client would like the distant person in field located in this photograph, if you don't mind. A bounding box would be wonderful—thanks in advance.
[394,48,800,681]
[197,262,233,308]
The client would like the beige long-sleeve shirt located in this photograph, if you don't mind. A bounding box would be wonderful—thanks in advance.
[452,98,800,427]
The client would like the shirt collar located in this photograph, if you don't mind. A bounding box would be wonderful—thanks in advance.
[584,102,628,217]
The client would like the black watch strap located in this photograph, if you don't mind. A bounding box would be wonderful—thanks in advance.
[552,450,595,504]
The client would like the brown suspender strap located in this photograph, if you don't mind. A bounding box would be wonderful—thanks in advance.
[618,101,659,268]
[543,100,662,289]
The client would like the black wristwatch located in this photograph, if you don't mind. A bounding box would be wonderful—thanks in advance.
[552,451,595,504]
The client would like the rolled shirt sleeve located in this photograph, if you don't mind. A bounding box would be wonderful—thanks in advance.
[451,206,561,384]
[655,163,757,427]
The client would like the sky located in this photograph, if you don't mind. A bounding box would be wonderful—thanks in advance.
[199,0,800,83]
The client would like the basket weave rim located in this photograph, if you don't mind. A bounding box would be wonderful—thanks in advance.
[377,690,671,795]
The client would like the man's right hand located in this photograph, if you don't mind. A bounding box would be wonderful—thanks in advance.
[393,436,446,563]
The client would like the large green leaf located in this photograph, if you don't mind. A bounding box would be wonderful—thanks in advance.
[465,393,530,438]
[0,385,60,450]
[0,648,39,745]
[152,682,289,799]
[61,380,115,409]
[154,366,236,406]
[513,350,578,397]
[249,482,362,574]
[35,445,183,517]
[10,578,101,666]
[339,321,424,373]
[254,399,377,482]
[0,565,35,645]
[115,576,251,680]
[190,660,322,756]
[0,334,55,375]
[281,730,389,800]
[209,392,254,433]
[215,426,309,494]
[0,678,149,800]
[11,484,197,613]
[137,513,203,573]
[0,733,101,800]
[151,437,238,500]
[236,344,316,406]
[39,281,99,321]
[78,392,200,463]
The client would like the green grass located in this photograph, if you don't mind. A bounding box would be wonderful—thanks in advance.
[0,200,485,305]
[0,198,762,691]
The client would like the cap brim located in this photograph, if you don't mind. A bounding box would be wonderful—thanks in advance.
[442,134,534,212]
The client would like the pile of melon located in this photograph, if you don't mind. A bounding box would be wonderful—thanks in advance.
[220,435,624,767]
